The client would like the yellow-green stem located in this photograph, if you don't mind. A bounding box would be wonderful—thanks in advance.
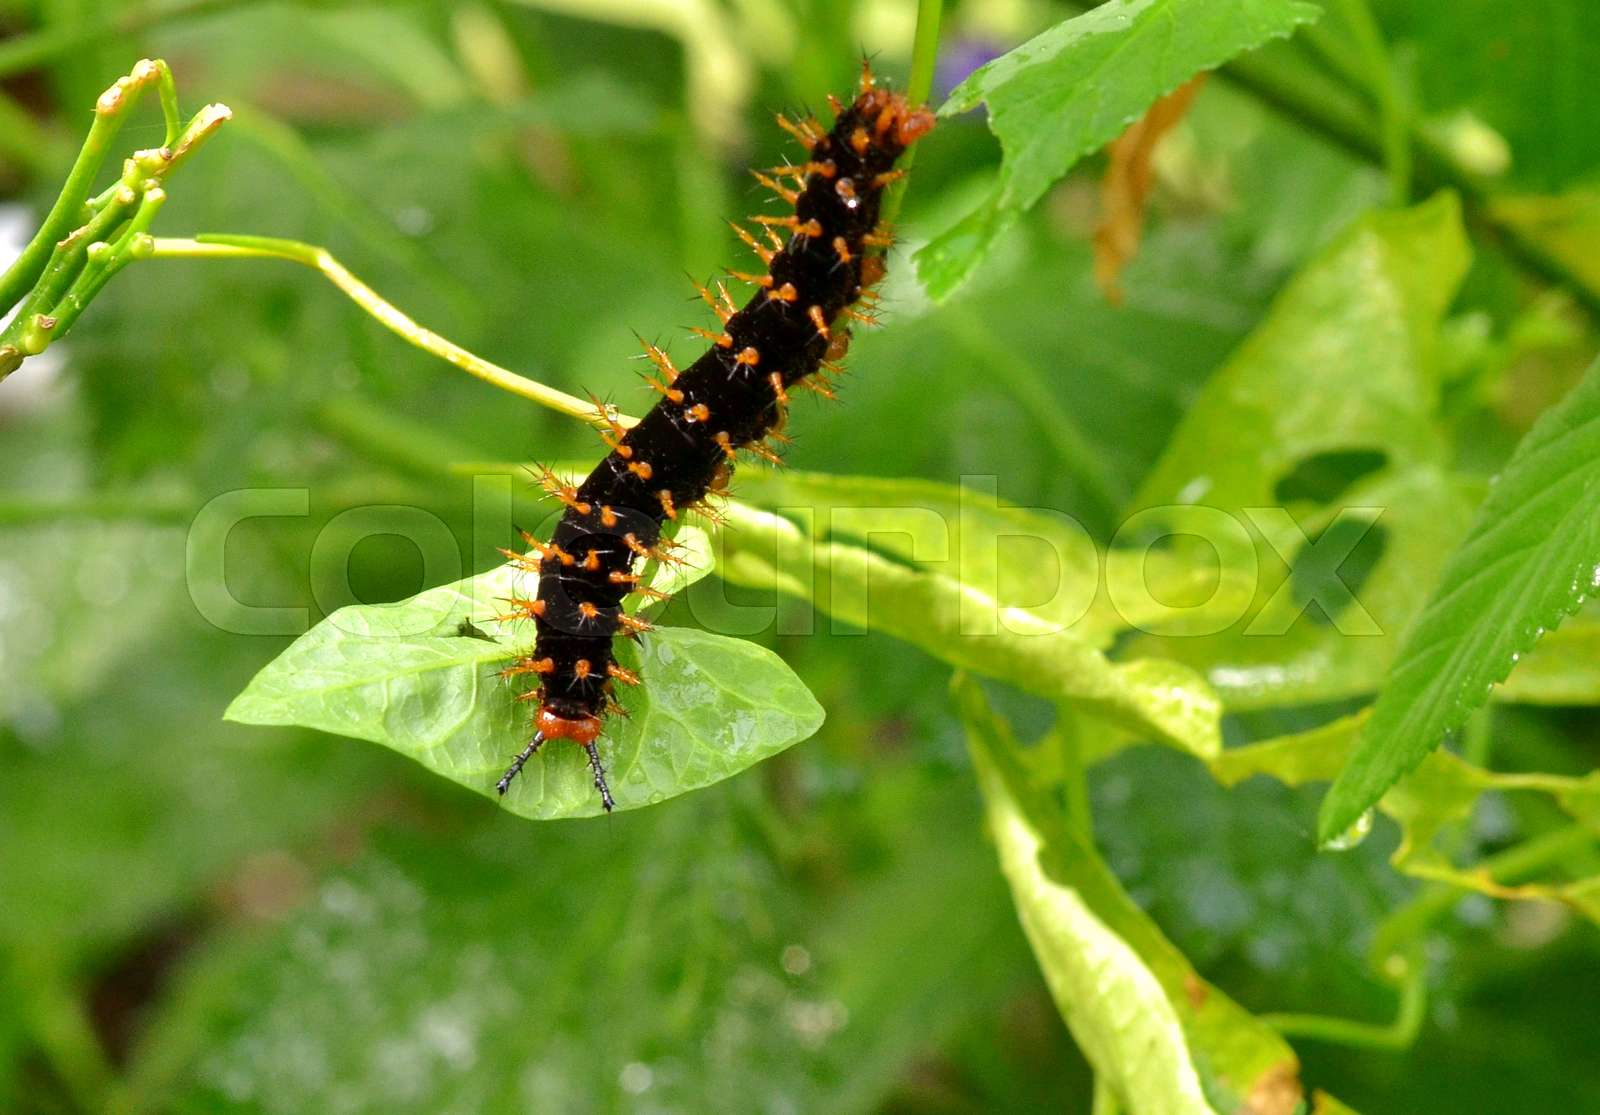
[146,235,634,428]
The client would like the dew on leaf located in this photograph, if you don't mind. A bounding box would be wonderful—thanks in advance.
[1323,808,1374,851]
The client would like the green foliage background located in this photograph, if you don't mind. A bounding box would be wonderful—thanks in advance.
[2,1,1599,1112]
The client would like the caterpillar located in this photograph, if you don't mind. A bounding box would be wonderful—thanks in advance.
[496,66,934,811]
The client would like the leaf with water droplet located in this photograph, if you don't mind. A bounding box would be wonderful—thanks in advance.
[1321,355,1600,844]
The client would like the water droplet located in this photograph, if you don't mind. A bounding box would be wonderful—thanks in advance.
[647,791,664,805]
[1325,808,1374,851]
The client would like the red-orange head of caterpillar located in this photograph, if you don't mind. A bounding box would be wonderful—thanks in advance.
[535,707,603,745]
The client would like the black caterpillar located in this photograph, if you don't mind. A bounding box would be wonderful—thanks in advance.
[496,68,934,810]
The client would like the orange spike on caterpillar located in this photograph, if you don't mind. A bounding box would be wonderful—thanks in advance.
[750,169,799,205]
[610,570,670,601]
[687,324,734,348]
[751,213,799,231]
[643,373,684,403]
[729,219,775,263]
[615,611,654,635]
[806,304,830,340]
[500,656,555,679]
[534,464,592,515]
[494,596,546,623]
[797,376,838,401]
[497,547,541,573]
[607,662,641,686]
[743,439,784,466]
[693,278,735,324]
[774,112,822,149]
[637,338,679,382]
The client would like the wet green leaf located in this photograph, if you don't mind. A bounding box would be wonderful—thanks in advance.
[1320,356,1600,843]
[226,560,822,818]
[916,0,1321,299]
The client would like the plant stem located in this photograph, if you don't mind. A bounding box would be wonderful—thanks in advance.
[0,60,167,316]
[878,0,943,230]
[145,235,631,428]
[1056,709,1094,844]
[1263,946,1427,1050]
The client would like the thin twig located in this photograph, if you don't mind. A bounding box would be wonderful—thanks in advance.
[146,235,635,428]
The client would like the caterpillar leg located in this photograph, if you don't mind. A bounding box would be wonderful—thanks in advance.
[496,732,545,795]
[584,742,615,813]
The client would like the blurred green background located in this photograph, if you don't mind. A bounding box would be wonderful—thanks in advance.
[2,1,1599,1112]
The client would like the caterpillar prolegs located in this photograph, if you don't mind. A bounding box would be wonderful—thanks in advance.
[497,68,934,810]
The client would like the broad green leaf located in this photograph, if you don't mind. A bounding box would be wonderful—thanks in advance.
[1123,196,1481,708]
[957,678,1321,1115]
[1319,356,1600,843]
[715,495,1221,759]
[915,0,1321,299]
[226,559,822,819]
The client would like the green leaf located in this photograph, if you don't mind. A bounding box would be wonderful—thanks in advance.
[226,560,822,819]
[956,677,1322,1115]
[1123,196,1480,708]
[915,0,1321,299]
[1319,356,1600,844]
[716,487,1220,759]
